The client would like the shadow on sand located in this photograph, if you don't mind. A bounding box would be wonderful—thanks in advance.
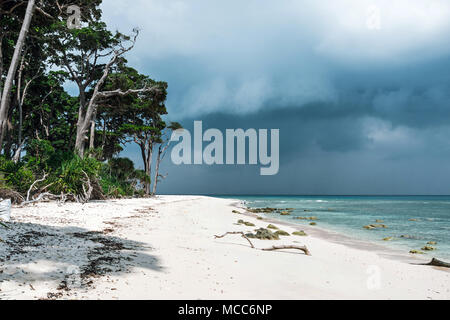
[0,220,163,298]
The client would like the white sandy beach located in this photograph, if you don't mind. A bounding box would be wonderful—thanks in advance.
[0,195,449,300]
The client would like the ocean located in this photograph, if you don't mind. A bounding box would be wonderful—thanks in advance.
[221,195,450,260]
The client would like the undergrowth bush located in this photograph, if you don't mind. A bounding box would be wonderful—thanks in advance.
[0,151,146,201]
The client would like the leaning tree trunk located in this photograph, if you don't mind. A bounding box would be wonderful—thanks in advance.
[0,0,35,149]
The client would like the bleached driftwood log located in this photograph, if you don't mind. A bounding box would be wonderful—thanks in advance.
[26,172,48,201]
[214,232,311,256]
[214,231,255,248]
[262,245,311,256]
[425,258,450,268]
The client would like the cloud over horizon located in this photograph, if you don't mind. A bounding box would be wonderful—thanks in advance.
[99,0,450,194]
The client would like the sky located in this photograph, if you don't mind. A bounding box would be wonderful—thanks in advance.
[97,0,450,195]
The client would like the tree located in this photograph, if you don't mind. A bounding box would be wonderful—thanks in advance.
[0,0,98,155]
[0,0,36,148]
[96,65,169,194]
[0,0,179,202]
[152,122,182,195]
[46,18,161,156]
[21,71,78,153]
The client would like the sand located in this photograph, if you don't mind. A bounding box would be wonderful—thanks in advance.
[0,195,448,300]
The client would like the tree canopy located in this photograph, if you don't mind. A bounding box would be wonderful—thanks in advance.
[0,0,179,202]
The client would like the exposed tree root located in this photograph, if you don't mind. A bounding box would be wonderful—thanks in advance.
[79,170,93,204]
[91,178,106,200]
[18,169,106,206]
[214,231,311,256]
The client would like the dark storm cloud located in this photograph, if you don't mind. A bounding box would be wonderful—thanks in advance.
[106,0,450,194]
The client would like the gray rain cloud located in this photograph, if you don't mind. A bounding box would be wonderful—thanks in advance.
[102,0,450,194]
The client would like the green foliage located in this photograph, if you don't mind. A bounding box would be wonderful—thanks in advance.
[25,139,55,172]
[96,64,169,156]
[0,157,34,194]
[0,0,177,200]
[98,158,148,197]
[48,155,101,195]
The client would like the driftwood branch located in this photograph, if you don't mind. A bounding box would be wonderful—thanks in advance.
[214,232,311,255]
[20,192,78,206]
[20,192,59,206]
[262,245,311,256]
[26,172,48,201]
[215,231,255,248]
[424,258,450,268]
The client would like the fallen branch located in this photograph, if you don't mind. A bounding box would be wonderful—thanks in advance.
[262,245,311,256]
[424,258,450,268]
[26,172,48,201]
[20,192,60,206]
[19,189,78,206]
[214,232,311,255]
[215,231,255,248]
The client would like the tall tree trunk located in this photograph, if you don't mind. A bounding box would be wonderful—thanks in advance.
[75,102,86,157]
[0,0,35,150]
[0,35,4,105]
[16,57,25,154]
[145,143,153,195]
[75,115,88,157]
[75,129,86,156]
[74,52,117,157]
[18,100,23,149]
[101,118,107,149]
[138,142,150,195]
[152,146,162,195]
[89,110,97,151]
[139,143,147,172]
[74,88,88,156]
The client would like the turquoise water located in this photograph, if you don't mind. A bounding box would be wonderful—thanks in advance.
[221,196,450,260]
